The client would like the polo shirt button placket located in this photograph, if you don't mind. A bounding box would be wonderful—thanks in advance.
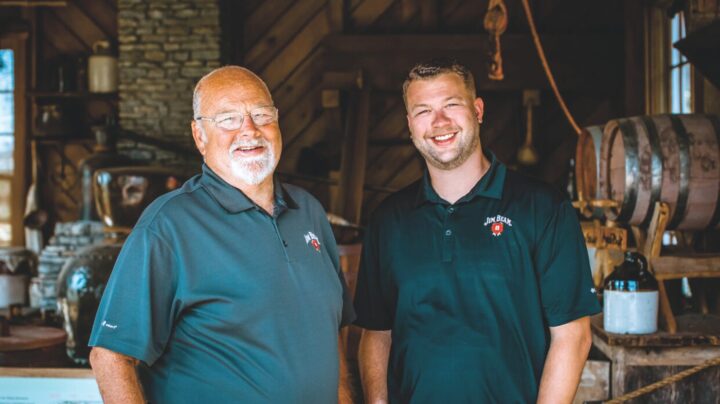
[270,217,291,262]
[442,228,453,263]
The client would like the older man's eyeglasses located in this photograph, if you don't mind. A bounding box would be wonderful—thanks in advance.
[194,106,278,131]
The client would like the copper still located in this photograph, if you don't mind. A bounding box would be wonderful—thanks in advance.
[78,126,132,221]
[56,244,123,365]
[55,166,184,364]
[94,166,184,231]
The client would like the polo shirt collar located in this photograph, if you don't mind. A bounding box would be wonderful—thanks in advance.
[200,164,298,214]
[414,150,506,207]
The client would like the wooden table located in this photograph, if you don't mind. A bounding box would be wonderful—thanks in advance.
[591,314,720,402]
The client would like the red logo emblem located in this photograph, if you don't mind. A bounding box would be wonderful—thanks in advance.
[484,214,512,236]
[304,231,321,252]
[491,222,504,236]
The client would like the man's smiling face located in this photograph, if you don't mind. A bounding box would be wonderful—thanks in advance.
[405,72,484,171]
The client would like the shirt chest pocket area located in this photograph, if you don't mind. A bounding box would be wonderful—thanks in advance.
[457,227,524,281]
[455,261,509,285]
[291,236,343,296]
[454,237,515,300]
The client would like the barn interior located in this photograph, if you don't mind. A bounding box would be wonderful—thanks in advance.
[0,0,720,402]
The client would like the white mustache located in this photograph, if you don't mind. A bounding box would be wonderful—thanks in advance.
[230,140,267,152]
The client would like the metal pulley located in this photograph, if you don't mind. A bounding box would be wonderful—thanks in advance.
[483,0,508,80]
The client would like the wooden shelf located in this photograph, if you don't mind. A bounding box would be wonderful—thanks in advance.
[591,313,720,348]
[31,134,93,144]
[651,254,720,280]
[28,91,117,99]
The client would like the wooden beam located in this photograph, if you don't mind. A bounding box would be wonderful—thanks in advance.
[624,0,645,116]
[52,2,106,47]
[243,0,294,49]
[244,0,326,70]
[261,9,330,90]
[219,0,244,65]
[71,0,115,41]
[350,0,394,29]
[334,88,370,223]
[418,0,440,30]
[321,34,623,92]
[321,69,363,90]
[327,0,347,33]
[0,1,66,6]
[47,8,92,51]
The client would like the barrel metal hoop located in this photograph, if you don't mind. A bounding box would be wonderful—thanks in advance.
[667,115,691,229]
[708,115,720,229]
[617,118,639,223]
[640,116,664,227]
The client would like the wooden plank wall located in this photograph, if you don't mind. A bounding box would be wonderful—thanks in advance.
[35,0,116,90]
[241,0,628,222]
[32,0,117,223]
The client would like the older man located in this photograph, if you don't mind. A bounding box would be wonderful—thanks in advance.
[89,66,355,403]
[354,58,600,403]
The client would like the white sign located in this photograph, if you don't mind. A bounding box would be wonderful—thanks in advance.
[0,369,101,404]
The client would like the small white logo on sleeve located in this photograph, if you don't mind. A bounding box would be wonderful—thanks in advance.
[590,288,597,294]
[101,320,118,330]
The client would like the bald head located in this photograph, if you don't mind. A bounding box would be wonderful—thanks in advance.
[192,66,272,119]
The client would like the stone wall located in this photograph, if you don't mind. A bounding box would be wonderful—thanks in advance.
[117,0,221,157]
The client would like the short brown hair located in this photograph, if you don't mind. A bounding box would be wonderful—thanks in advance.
[402,58,476,106]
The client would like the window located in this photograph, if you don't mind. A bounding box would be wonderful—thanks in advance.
[0,49,14,245]
[670,12,691,113]
[0,32,27,247]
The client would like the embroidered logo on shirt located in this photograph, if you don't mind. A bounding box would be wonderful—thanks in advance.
[101,320,118,330]
[484,214,513,236]
[304,231,321,252]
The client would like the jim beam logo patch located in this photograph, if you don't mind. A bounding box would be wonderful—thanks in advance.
[484,214,513,236]
[304,231,321,252]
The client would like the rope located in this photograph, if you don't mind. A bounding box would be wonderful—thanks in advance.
[519,0,582,136]
[604,356,720,403]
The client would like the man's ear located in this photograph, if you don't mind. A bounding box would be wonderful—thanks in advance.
[474,97,485,123]
[191,120,207,156]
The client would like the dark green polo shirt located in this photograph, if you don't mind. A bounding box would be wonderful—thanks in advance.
[354,152,600,403]
[90,164,355,404]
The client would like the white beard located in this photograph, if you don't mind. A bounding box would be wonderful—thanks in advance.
[228,141,277,185]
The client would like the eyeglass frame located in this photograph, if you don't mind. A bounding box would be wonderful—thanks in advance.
[194,105,279,131]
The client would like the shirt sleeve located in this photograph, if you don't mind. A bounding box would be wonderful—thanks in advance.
[353,216,394,330]
[89,227,181,366]
[534,199,601,327]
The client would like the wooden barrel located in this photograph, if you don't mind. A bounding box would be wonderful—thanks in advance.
[598,114,720,229]
[575,125,605,217]
[0,324,69,367]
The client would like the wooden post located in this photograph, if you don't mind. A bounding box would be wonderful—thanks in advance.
[327,0,346,33]
[643,202,675,333]
[624,0,645,116]
[334,88,370,224]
